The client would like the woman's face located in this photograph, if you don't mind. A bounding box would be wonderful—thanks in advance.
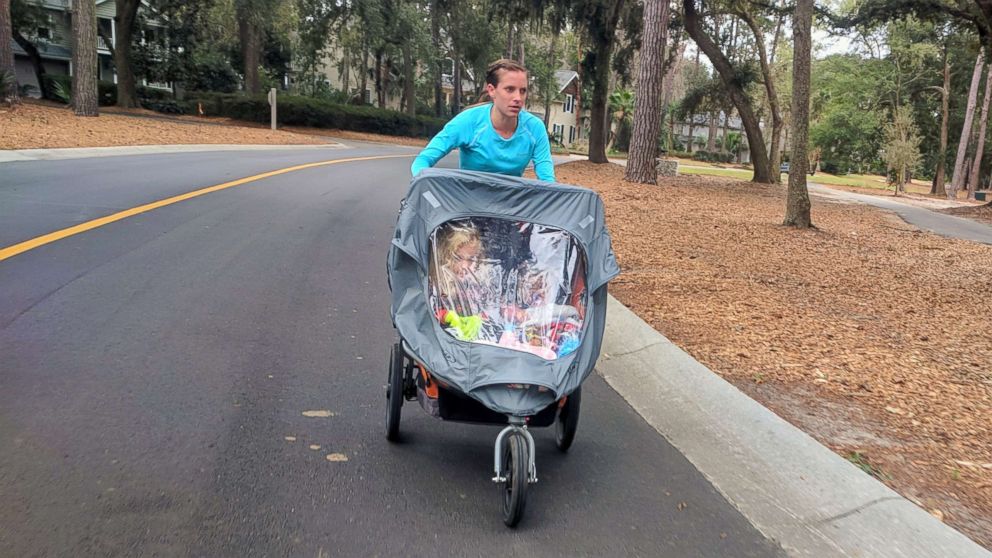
[451,240,482,278]
[486,70,528,120]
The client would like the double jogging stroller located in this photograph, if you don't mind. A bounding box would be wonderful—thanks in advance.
[385,169,619,526]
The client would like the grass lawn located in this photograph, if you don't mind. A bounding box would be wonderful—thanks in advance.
[675,162,933,195]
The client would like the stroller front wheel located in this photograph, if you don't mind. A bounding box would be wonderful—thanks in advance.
[555,387,581,452]
[385,342,404,441]
[500,432,529,527]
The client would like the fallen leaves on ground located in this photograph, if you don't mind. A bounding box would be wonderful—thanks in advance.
[555,161,992,549]
[0,101,328,149]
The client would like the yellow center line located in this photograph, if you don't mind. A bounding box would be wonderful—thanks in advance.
[0,154,412,263]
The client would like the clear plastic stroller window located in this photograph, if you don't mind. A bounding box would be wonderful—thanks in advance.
[428,218,588,360]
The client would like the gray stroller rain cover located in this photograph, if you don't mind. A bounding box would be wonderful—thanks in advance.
[388,169,620,416]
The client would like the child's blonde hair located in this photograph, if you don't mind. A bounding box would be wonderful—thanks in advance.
[430,224,481,291]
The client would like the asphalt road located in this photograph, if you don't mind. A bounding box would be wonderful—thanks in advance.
[0,144,785,557]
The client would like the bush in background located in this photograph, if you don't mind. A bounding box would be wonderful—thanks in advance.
[692,150,735,164]
[41,75,173,108]
[184,93,446,139]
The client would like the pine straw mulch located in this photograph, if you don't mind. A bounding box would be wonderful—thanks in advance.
[0,101,330,149]
[554,161,992,549]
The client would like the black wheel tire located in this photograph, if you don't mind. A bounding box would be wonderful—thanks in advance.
[555,387,581,452]
[501,432,529,527]
[385,343,403,442]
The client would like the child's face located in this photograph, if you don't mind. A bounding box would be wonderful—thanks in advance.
[451,240,482,278]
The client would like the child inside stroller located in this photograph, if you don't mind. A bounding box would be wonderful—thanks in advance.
[386,169,619,526]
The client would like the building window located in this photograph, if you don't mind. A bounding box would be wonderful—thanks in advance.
[568,126,576,144]
[364,88,372,104]
[563,94,574,113]
[552,123,564,144]
[37,27,51,40]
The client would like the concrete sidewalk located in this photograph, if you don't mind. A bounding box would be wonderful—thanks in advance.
[596,295,991,557]
[808,183,992,245]
[0,142,348,163]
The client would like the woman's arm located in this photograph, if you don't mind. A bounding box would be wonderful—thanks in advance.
[411,116,467,176]
[530,122,556,182]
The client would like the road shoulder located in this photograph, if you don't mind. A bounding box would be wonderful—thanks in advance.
[597,295,991,558]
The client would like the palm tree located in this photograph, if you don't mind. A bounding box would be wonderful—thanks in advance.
[724,131,743,162]
[607,88,635,151]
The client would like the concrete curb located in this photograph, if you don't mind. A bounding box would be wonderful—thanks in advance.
[0,143,348,163]
[597,295,990,558]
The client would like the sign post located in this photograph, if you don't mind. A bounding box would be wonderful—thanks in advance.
[267,88,277,130]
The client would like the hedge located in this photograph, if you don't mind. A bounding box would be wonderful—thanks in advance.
[184,92,447,139]
[692,150,735,163]
[41,75,173,107]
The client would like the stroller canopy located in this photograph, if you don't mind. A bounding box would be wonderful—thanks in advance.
[389,169,620,416]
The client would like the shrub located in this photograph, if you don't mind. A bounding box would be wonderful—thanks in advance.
[137,86,172,101]
[820,160,848,175]
[184,92,447,139]
[40,75,172,106]
[141,99,185,114]
[692,150,734,163]
[0,69,16,100]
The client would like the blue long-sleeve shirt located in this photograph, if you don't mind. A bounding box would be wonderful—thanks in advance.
[411,103,556,182]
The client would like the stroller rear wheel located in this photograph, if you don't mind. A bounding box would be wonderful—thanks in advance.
[555,387,581,452]
[500,432,529,527]
[385,342,404,441]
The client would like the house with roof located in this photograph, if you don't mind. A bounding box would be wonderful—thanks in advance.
[301,50,478,113]
[10,0,170,96]
[675,111,753,163]
[527,69,580,147]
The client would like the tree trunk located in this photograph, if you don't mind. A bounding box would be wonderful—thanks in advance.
[452,52,461,114]
[706,111,717,151]
[624,0,667,184]
[72,0,99,116]
[341,49,350,94]
[770,2,784,65]
[683,0,771,182]
[721,109,731,152]
[586,0,625,164]
[950,51,984,198]
[12,29,46,98]
[359,42,368,103]
[686,118,695,152]
[741,9,783,183]
[543,30,557,126]
[450,2,461,115]
[587,37,613,163]
[239,18,261,95]
[112,0,141,108]
[932,47,950,197]
[402,41,415,116]
[967,63,992,200]
[374,49,384,108]
[784,0,813,228]
[431,0,442,116]
[574,38,583,140]
[506,24,515,60]
[0,0,17,102]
